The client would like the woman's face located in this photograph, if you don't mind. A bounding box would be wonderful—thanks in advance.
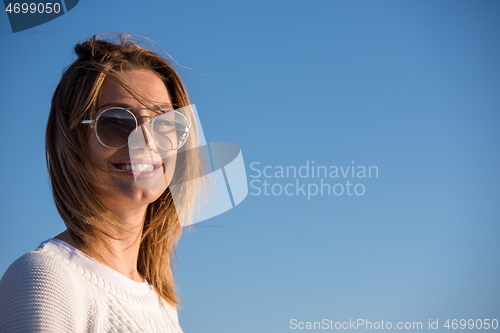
[87,70,177,210]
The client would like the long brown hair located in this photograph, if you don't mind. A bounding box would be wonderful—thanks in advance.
[46,33,201,306]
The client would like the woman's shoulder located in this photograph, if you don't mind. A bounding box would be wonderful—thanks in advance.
[0,240,94,332]
[0,240,85,288]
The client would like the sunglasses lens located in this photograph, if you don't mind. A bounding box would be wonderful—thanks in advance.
[152,112,190,150]
[96,109,136,148]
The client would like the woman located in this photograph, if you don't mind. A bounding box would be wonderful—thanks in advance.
[0,34,202,332]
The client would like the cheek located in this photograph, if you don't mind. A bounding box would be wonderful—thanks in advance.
[163,152,177,184]
[86,133,114,177]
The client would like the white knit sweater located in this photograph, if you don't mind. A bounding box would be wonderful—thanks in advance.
[0,239,184,333]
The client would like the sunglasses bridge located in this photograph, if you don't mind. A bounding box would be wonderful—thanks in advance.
[136,115,153,125]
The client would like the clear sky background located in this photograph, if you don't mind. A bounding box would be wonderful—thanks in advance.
[1,1,499,332]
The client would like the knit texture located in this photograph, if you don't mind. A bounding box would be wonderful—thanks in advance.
[0,239,183,333]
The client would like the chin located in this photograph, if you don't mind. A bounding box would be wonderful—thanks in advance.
[95,181,166,210]
[127,186,166,205]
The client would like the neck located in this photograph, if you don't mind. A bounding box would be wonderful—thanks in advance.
[56,205,148,283]
[104,207,146,282]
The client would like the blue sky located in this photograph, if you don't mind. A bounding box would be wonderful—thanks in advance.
[1,1,499,332]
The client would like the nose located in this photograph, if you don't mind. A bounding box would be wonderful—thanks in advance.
[136,116,158,151]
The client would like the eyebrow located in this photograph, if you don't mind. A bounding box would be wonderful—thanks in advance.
[98,102,174,111]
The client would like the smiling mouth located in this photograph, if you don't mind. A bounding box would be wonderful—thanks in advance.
[112,163,163,173]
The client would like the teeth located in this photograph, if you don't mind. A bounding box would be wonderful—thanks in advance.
[116,164,155,172]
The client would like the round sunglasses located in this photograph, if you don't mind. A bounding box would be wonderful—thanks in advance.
[81,107,191,151]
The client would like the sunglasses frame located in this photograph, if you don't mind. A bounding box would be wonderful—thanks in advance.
[81,107,192,151]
